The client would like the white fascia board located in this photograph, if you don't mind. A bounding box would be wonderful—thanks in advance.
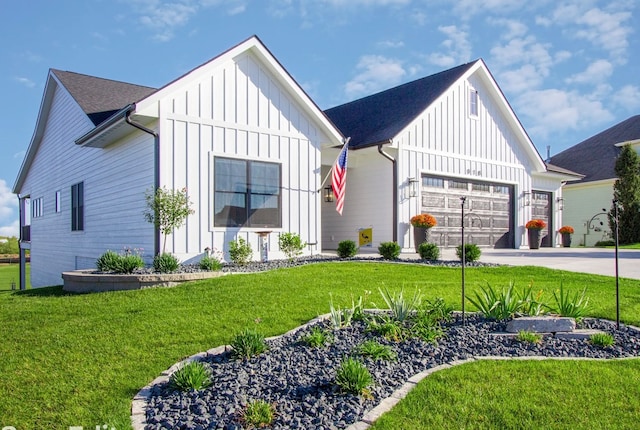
[564,178,616,190]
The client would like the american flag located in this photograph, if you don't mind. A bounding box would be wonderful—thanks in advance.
[331,142,349,215]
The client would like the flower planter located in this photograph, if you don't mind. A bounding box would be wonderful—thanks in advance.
[527,229,541,249]
[413,227,431,252]
[561,233,572,248]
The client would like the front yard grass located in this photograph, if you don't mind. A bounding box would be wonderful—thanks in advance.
[0,262,639,428]
[0,263,29,290]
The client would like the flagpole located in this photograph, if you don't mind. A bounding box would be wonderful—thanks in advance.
[317,137,350,192]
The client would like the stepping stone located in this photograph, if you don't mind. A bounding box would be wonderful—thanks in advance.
[506,316,576,333]
[555,329,606,340]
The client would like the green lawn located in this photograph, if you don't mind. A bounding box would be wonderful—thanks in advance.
[0,262,639,429]
[0,263,29,290]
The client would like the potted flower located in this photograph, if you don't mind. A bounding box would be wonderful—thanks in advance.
[558,225,574,248]
[411,213,437,252]
[525,219,547,250]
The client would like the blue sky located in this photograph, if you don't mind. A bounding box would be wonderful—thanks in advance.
[1,0,638,236]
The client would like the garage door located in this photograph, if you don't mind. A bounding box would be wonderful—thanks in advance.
[532,191,552,247]
[420,176,514,248]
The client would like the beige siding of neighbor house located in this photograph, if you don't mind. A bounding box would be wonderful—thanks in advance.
[152,50,329,262]
[562,179,615,246]
[19,82,155,287]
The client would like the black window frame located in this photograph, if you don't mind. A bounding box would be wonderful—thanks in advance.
[213,157,282,228]
[71,182,84,231]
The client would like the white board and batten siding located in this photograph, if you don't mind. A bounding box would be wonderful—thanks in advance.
[19,82,155,287]
[154,50,329,262]
[397,73,540,250]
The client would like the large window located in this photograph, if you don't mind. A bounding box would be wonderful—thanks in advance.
[71,182,84,231]
[214,157,281,228]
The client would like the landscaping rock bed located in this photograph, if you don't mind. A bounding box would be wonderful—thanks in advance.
[143,314,640,429]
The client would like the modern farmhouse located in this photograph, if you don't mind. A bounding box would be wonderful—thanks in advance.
[14,36,575,288]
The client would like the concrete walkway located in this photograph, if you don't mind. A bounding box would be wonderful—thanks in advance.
[434,247,640,280]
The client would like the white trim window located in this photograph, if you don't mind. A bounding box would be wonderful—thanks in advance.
[469,89,479,117]
[32,197,43,218]
[214,157,282,228]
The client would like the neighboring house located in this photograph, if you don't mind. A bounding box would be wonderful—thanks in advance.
[322,60,580,251]
[13,36,344,288]
[549,115,640,246]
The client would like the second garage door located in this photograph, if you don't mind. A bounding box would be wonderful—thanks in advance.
[420,175,514,248]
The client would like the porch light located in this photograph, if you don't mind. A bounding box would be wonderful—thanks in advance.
[556,197,564,210]
[408,177,419,198]
[324,185,334,202]
[523,191,532,207]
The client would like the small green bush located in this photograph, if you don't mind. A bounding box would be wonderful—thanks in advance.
[356,340,397,361]
[335,357,373,396]
[420,297,454,323]
[378,241,401,260]
[168,361,212,391]
[120,254,145,274]
[199,255,222,271]
[418,242,440,261]
[337,240,358,258]
[466,282,523,320]
[301,326,333,348]
[240,399,275,428]
[378,286,422,322]
[456,243,481,262]
[368,316,406,342]
[153,252,179,273]
[231,328,267,360]
[96,250,122,272]
[516,330,542,344]
[229,238,253,265]
[278,232,306,261]
[594,240,615,247]
[550,283,589,322]
[589,332,615,348]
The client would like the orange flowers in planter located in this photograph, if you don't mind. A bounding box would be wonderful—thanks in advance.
[526,219,547,230]
[411,213,437,228]
[558,225,575,234]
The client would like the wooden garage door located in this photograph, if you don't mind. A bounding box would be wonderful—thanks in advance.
[532,191,552,247]
[420,176,514,248]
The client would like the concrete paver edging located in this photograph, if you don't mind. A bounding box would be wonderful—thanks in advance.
[131,319,640,430]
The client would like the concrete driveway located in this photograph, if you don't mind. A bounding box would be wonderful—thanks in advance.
[439,247,640,280]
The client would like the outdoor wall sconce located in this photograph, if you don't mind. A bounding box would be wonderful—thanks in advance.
[408,177,419,198]
[324,185,334,202]
[523,191,532,206]
[556,197,564,210]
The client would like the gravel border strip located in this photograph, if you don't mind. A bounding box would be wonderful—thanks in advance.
[131,318,640,430]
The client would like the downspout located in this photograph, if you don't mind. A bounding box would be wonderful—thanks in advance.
[125,108,161,256]
[17,195,26,290]
[378,141,398,242]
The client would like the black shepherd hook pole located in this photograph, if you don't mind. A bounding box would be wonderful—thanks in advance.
[614,200,620,330]
[460,196,467,326]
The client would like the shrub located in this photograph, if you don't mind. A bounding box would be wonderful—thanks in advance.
[420,297,454,323]
[278,232,306,261]
[595,240,615,247]
[466,282,523,320]
[199,255,222,271]
[356,340,397,361]
[229,238,253,265]
[168,361,212,391]
[589,333,615,348]
[231,328,267,360]
[550,283,589,322]
[301,326,332,348]
[418,242,440,260]
[516,330,542,344]
[367,316,406,342]
[153,252,179,273]
[96,250,123,272]
[378,286,421,322]
[378,241,401,260]
[335,357,373,396]
[144,187,194,254]
[337,240,358,258]
[120,253,145,274]
[240,399,276,428]
[456,243,481,262]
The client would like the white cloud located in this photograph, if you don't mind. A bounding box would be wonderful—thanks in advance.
[0,179,17,220]
[14,77,35,88]
[453,0,529,19]
[487,17,528,40]
[498,64,544,93]
[516,88,614,139]
[321,0,410,5]
[377,40,405,49]
[344,55,406,98]
[612,85,640,111]
[565,59,613,85]
[0,220,19,238]
[574,7,632,63]
[427,25,471,67]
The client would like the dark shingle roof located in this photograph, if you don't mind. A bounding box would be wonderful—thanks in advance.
[51,69,157,126]
[550,115,640,183]
[324,61,477,149]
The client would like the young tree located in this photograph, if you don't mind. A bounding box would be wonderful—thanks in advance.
[144,187,195,254]
[609,145,640,244]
